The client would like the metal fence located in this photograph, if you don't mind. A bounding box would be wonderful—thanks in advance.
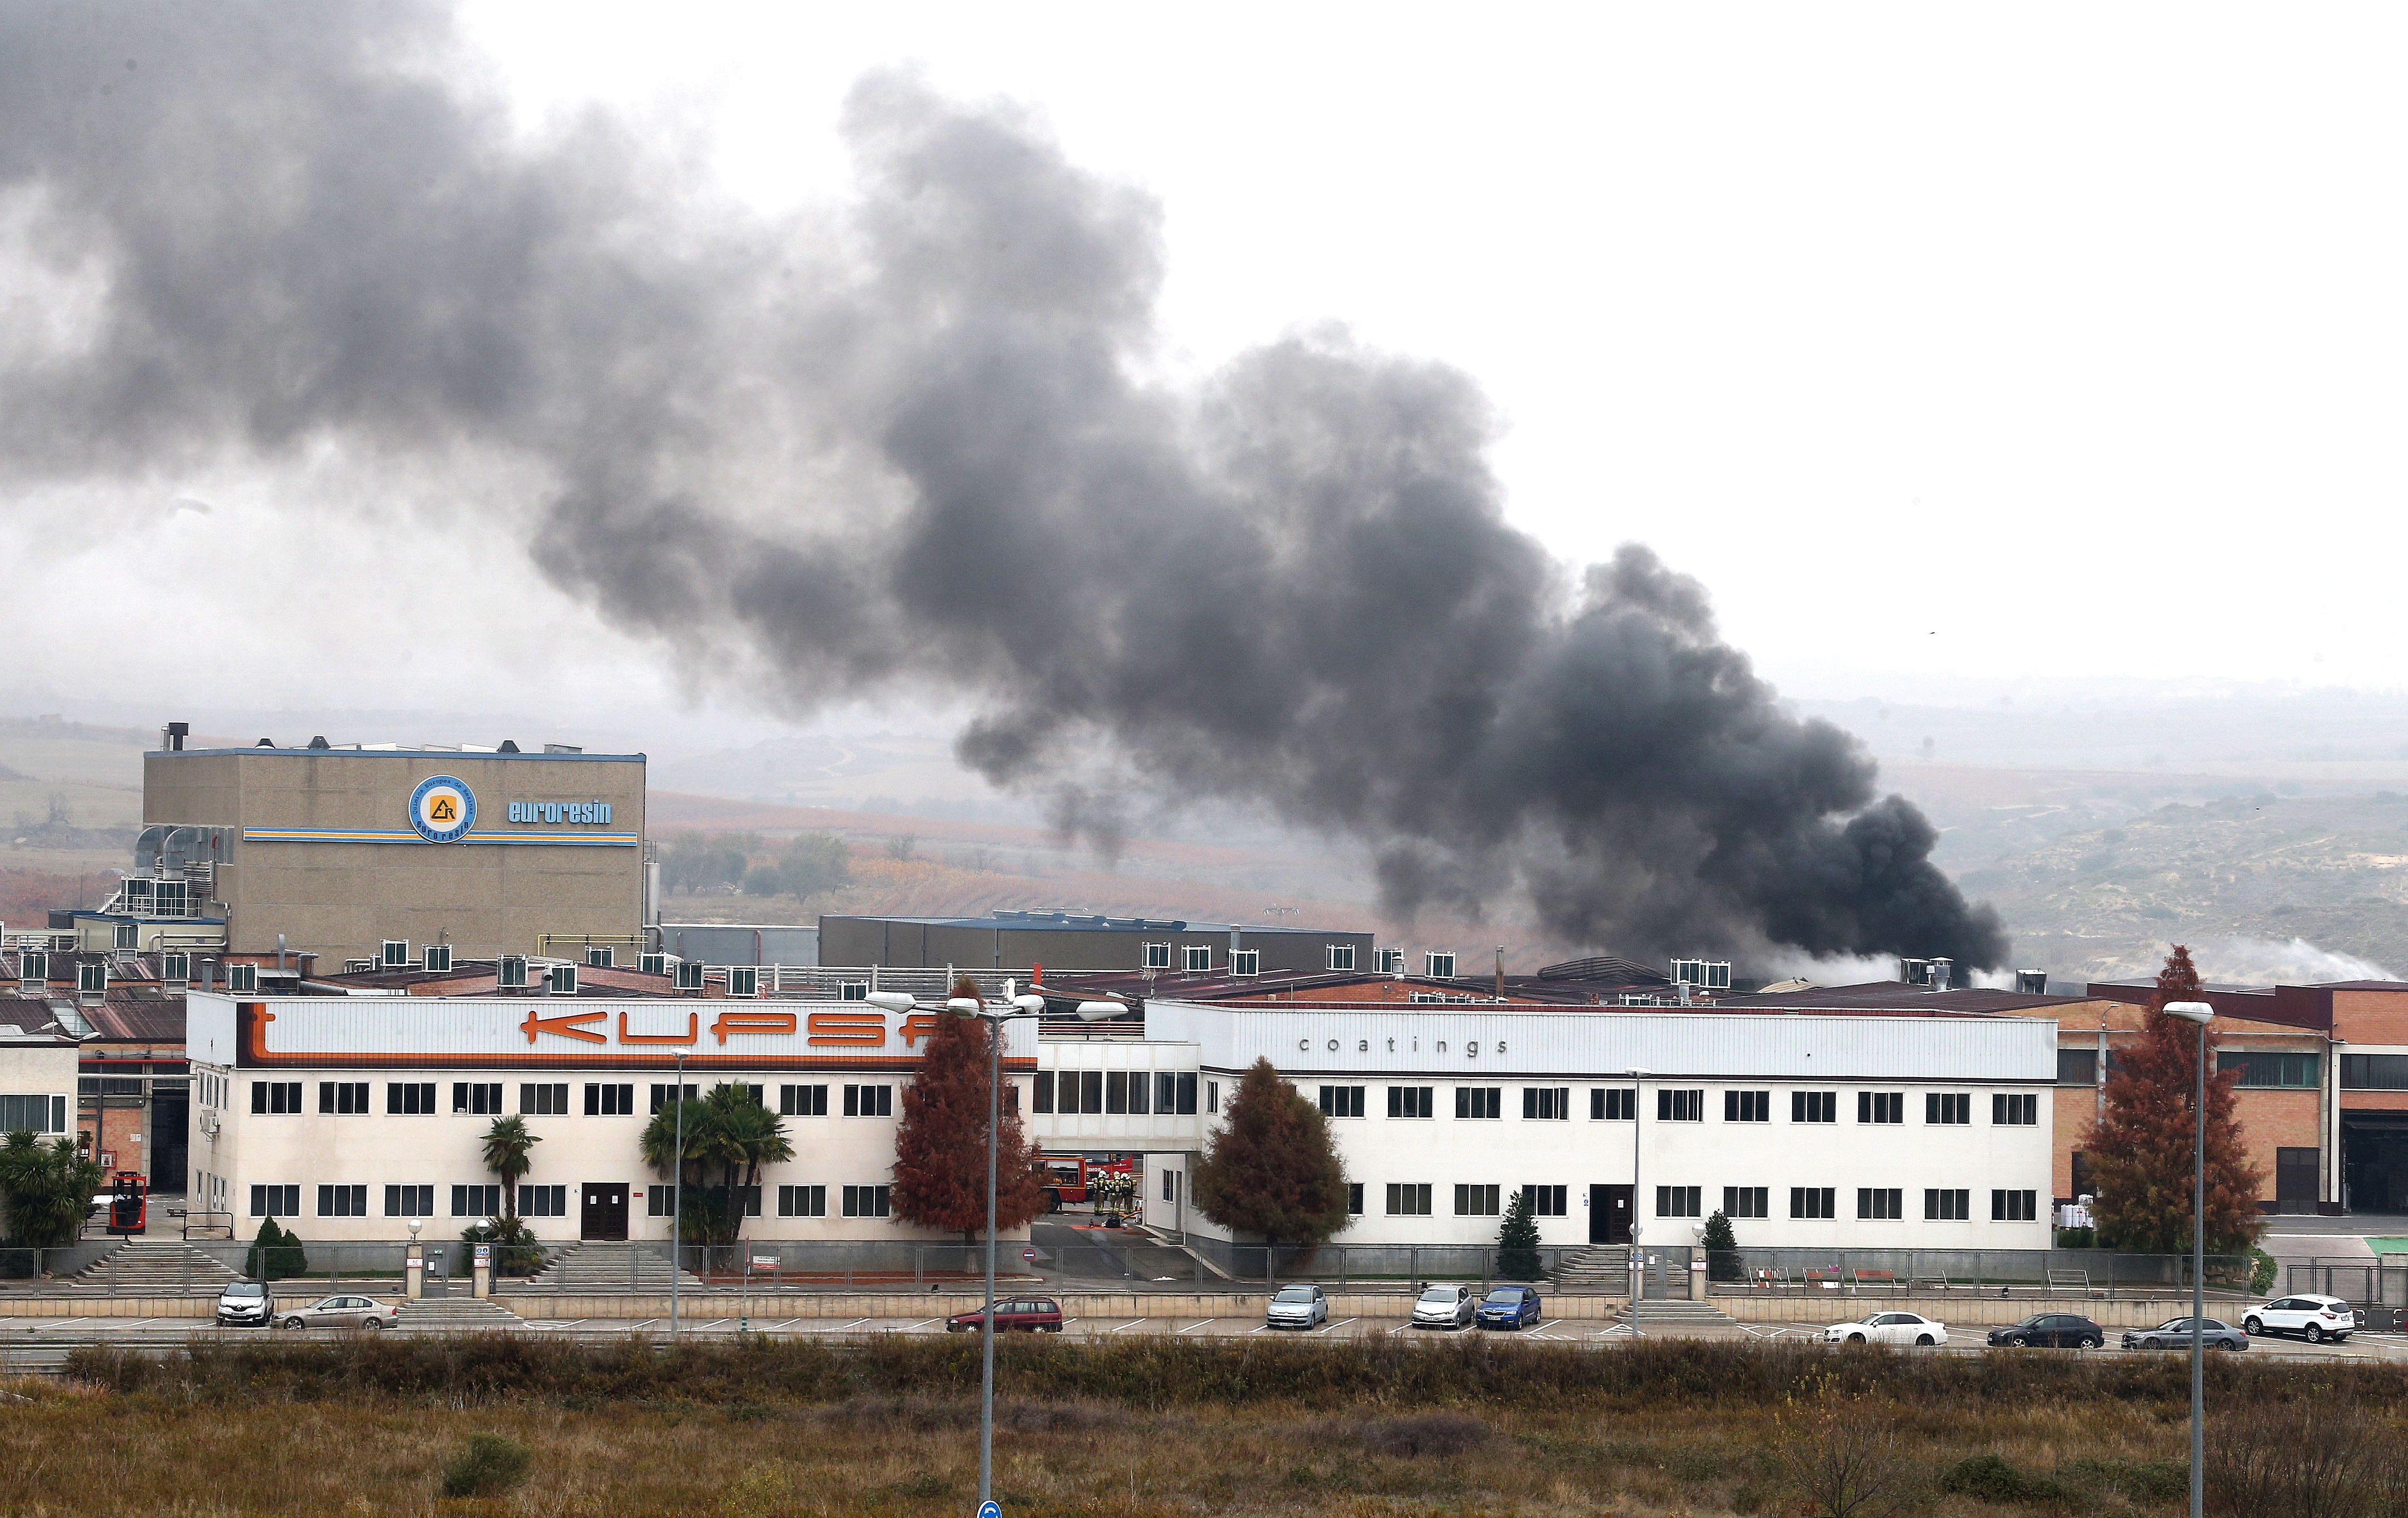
[0,1241,441,1295]
[2284,1256,2408,1311]
[1704,1247,2259,1299]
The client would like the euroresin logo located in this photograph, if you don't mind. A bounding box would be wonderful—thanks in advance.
[407,775,476,844]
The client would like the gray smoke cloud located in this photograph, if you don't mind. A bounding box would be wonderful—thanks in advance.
[0,1,2007,968]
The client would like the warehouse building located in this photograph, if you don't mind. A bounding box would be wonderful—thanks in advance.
[819,910,1375,976]
[137,727,648,967]
[190,981,2052,1251]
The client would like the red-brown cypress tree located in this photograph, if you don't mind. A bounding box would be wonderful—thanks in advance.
[1192,1057,1351,1248]
[890,980,1047,1244]
[2086,945,2265,1254]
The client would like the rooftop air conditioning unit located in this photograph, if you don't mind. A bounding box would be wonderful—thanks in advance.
[549,964,579,996]
[226,963,258,993]
[727,965,760,999]
[638,952,667,977]
[497,955,529,990]
[380,940,409,969]
[584,945,614,969]
[422,944,452,973]
[673,961,705,992]
[18,951,47,991]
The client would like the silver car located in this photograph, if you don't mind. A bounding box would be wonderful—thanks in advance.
[2122,1316,2247,1352]
[277,1294,400,1331]
[1266,1284,1329,1330]
[1411,1284,1475,1330]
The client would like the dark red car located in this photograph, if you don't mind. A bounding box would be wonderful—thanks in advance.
[946,1296,1064,1333]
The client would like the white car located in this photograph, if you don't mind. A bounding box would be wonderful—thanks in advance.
[1824,1311,1947,1346]
[2242,1293,2357,1343]
[1266,1284,1329,1330]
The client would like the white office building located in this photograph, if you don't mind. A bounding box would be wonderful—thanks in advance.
[188,990,2050,1249]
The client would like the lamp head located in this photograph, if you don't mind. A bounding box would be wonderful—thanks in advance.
[1074,1000,1125,1021]
[2163,1000,2215,1026]
[865,990,916,1012]
[1012,993,1047,1014]
[407,1218,422,1238]
[944,996,983,1016]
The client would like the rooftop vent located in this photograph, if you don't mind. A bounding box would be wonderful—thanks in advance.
[543,743,583,754]
[307,736,330,750]
[2014,969,2048,995]
[498,740,520,753]
[255,737,275,747]
[163,721,188,752]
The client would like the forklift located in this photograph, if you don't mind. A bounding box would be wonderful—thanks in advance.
[106,1171,148,1236]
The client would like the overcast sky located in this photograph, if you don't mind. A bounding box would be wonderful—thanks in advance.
[8,2,2404,731]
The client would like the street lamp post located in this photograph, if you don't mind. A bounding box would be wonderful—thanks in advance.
[870,979,1127,1514]
[2165,999,2216,1518]
[669,1048,685,1340]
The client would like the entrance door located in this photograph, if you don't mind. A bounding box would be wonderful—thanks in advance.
[580,1183,629,1241]
[1590,1184,1633,1245]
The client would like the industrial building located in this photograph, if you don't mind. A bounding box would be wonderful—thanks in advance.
[131,727,648,967]
[818,910,1376,976]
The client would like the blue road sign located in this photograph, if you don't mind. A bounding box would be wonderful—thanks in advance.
[977,1503,1002,1518]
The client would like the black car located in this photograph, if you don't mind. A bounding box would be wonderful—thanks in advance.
[1987,1312,2103,1349]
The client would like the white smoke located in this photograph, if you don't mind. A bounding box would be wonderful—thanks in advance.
[2192,937,2396,986]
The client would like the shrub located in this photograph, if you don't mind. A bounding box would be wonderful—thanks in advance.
[2251,1248,2278,1294]
[440,1432,531,1497]
[1941,1452,2068,1504]
[245,1219,308,1281]
[1777,1388,1919,1518]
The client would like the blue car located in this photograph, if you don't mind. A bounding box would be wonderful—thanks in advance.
[1477,1285,1542,1330]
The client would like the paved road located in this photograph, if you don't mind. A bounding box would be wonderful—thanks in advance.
[4,1311,2400,1375]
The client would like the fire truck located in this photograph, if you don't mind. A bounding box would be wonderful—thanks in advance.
[1040,1153,1137,1213]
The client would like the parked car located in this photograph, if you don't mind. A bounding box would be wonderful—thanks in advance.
[215,1280,275,1328]
[945,1297,1064,1333]
[1411,1284,1475,1330]
[1476,1285,1543,1331]
[1986,1312,2103,1349]
[277,1294,399,1331]
[1266,1284,1330,1330]
[2243,1294,2357,1343]
[1824,1311,1947,1346]
[2122,1316,2247,1352]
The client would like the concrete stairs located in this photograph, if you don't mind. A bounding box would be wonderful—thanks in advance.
[506,1242,702,1293]
[395,1295,526,1332]
[1623,1298,1738,1331]
[61,1241,242,1295]
[1555,1246,1633,1288]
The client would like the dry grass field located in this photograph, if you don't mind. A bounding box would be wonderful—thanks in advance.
[11,1335,2405,1517]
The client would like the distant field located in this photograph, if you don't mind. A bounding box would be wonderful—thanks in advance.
[34,1335,2407,1517]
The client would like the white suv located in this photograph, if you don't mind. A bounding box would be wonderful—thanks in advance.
[2243,1293,2357,1343]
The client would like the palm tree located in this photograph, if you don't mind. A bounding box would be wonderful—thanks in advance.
[708,1086,793,1232]
[481,1115,540,1219]
[636,1085,791,1244]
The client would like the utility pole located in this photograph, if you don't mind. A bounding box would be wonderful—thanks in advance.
[669,1048,685,1339]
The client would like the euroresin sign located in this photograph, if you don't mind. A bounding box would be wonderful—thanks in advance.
[241,776,638,848]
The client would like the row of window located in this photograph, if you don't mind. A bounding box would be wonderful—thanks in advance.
[248,1182,895,1220]
[253,1081,903,1119]
[2059,1048,2328,1090]
[1033,1070,1199,1115]
[1136,944,1456,977]
[1654,1185,2038,1223]
[1309,1084,2039,1127]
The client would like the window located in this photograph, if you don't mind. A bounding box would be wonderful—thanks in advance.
[1789,1187,1836,1220]
[1385,1182,1432,1216]
[1724,1090,1770,1123]
[454,1082,503,1115]
[451,1184,500,1218]
[1182,945,1212,973]
[226,963,258,993]
[1162,1170,1178,1203]
[1670,958,1733,990]
[384,1184,434,1217]
[2341,1054,2408,1090]
[1426,952,1456,979]
[1318,1085,1365,1118]
[648,1187,679,1217]
[1992,1093,2038,1126]
[2057,1049,2099,1085]
[1858,1188,1903,1219]
[778,1184,826,1217]
[518,1184,568,1218]
[108,924,135,953]
[1591,1088,1635,1120]
[1925,1093,1971,1125]
[1387,1085,1435,1119]
[1524,1184,1568,1217]
[1791,1092,1837,1123]
[423,944,452,973]
[318,1081,369,1115]
[1103,1071,1150,1114]
[780,1084,829,1117]
[250,1184,299,1218]
[1454,1183,1501,1216]
[2224,1051,2321,1089]
[522,1083,570,1116]
[1032,1071,1053,1113]
[1143,942,1171,970]
[1326,944,1355,971]
[841,1184,892,1218]
[153,879,187,917]
[838,980,868,1000]
[1456,1087,1502,1119]
[649,1083,698,1114]
[1074,1071,1103,1113]
[122,878,152,912]
[1523,1087,1570,1120]
[1992,1189,2037,1222]
[585,1083,635,1116]
[1346,1183,1364,1215]
[1925,1188,1971,1221]
[1232,950,1260,976]
[1858,1092,1904,1125]
[1207,1080,1220,1113]
[843,1084,892,1118]
[1658,1089,1703,1122]
[727,965,759,998]
[1154,1073,1180,1113]
[317,1184,368,1218]
[1656,1185,1701,1218]
[386,1082,436,1115]
[0,1094,63,1133]
[1723,1186,1769,1218]
[252,1081,302,1114]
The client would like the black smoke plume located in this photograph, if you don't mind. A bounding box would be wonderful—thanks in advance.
[0,2,2007,968]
